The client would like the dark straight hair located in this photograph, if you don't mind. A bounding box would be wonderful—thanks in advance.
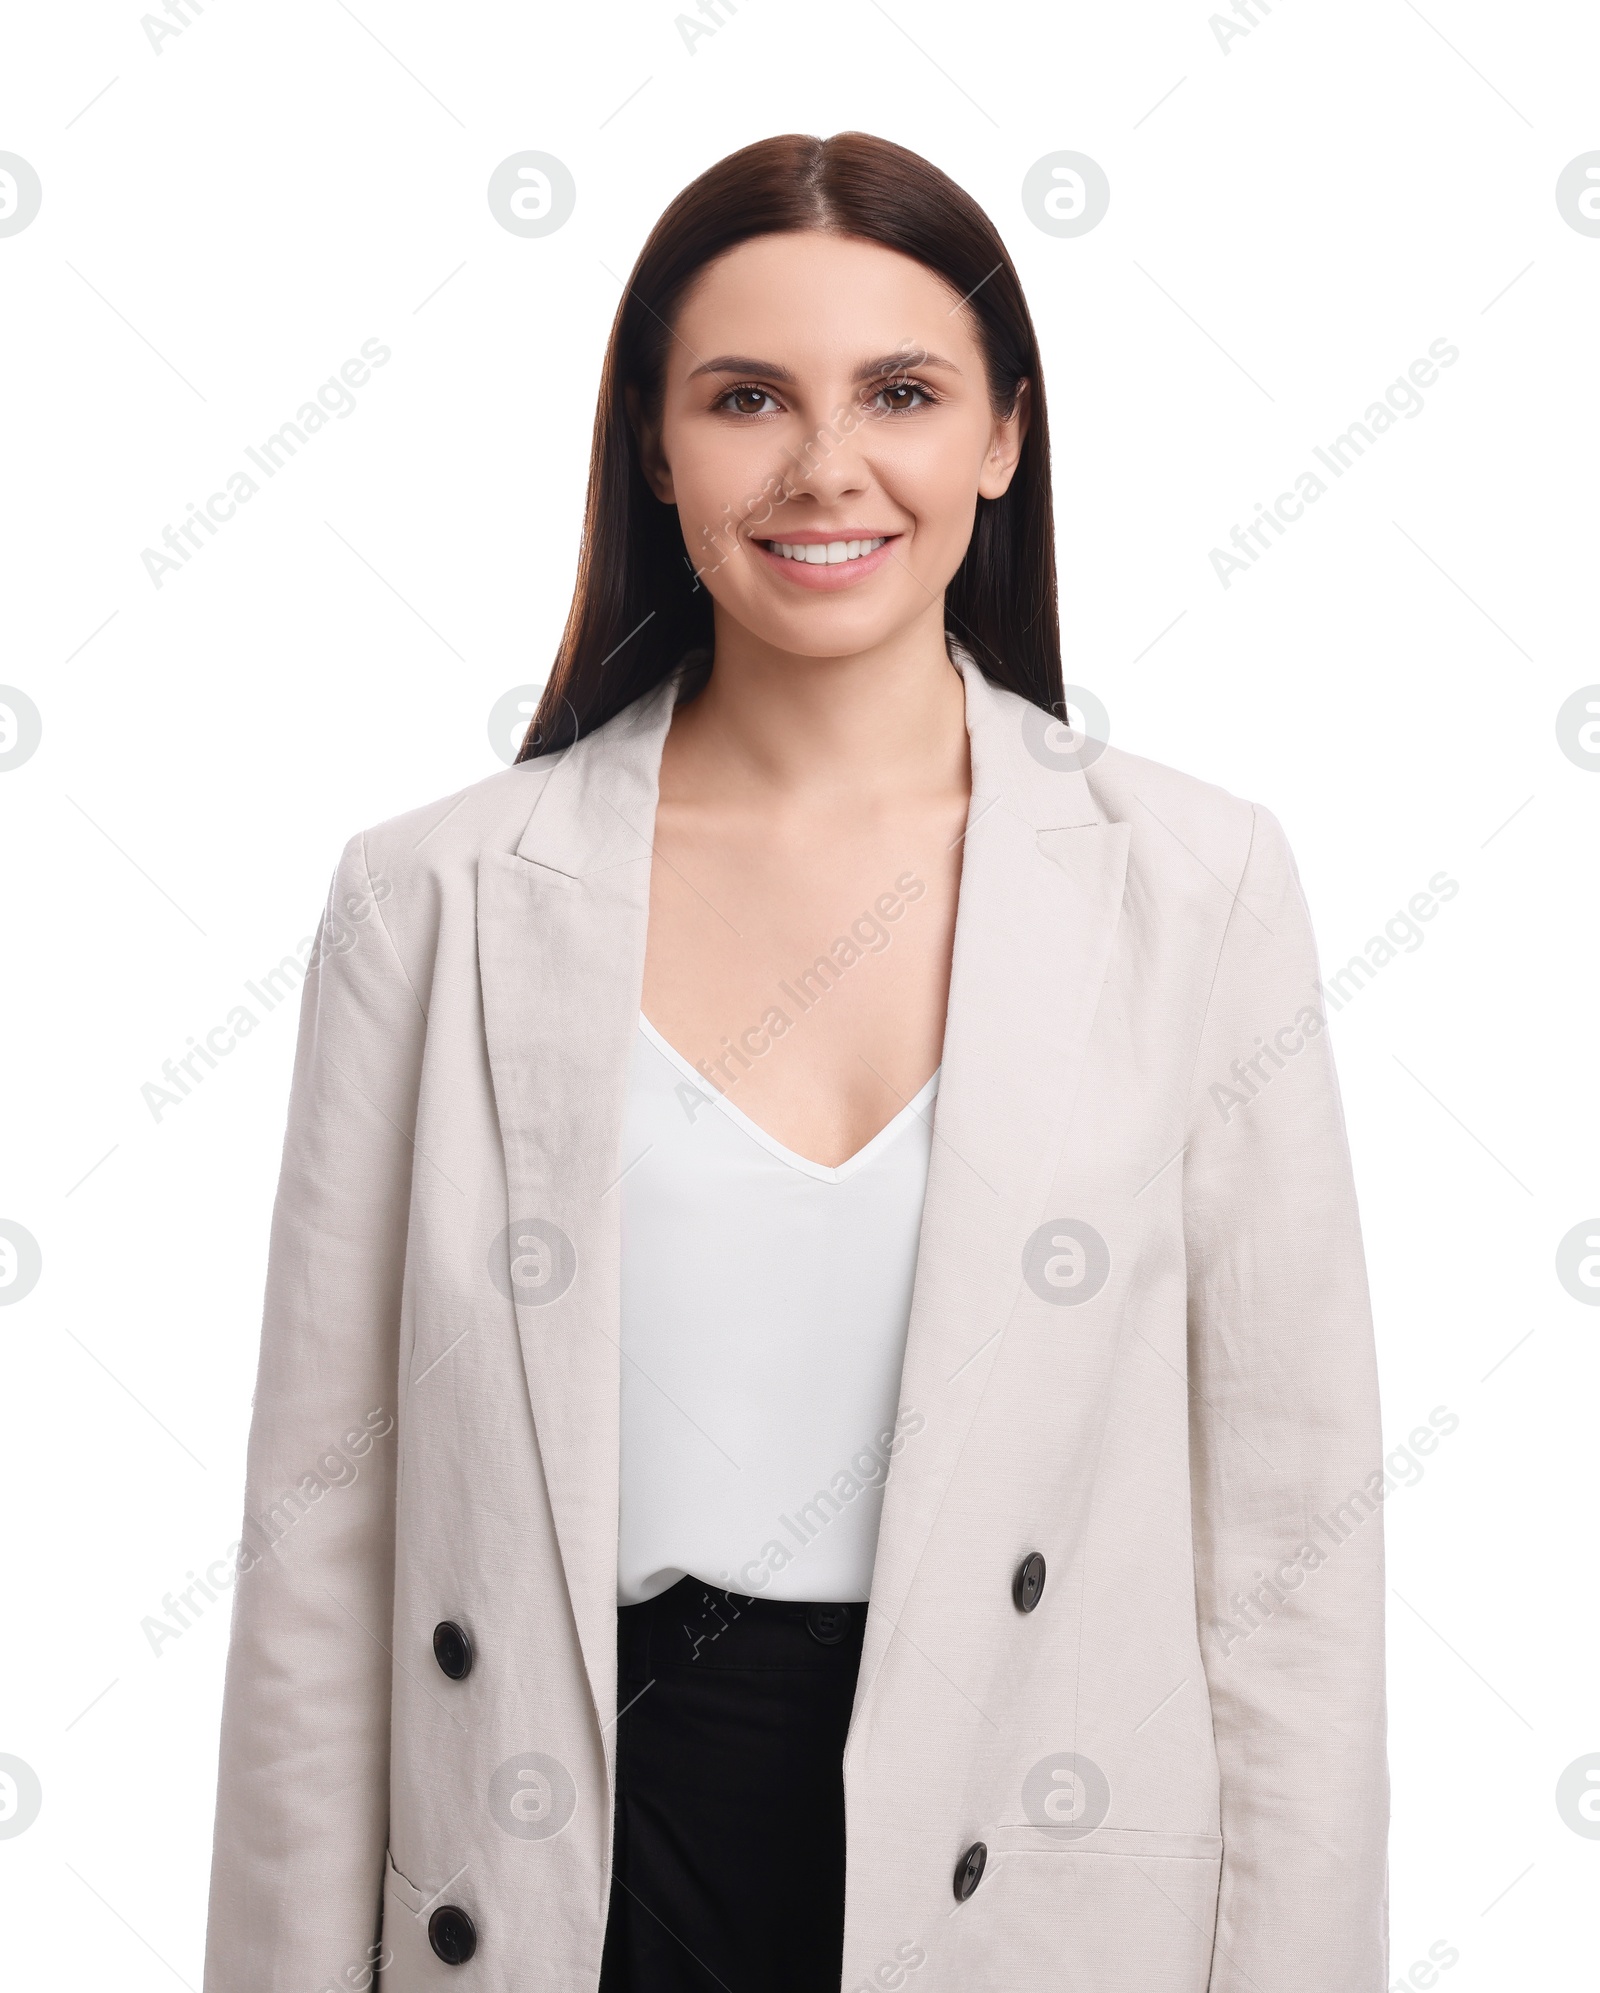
[518,130,1062,760]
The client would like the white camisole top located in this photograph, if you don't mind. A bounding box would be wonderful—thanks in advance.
[617,1015,939,1607]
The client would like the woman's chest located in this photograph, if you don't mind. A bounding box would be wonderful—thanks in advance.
[640,802,965,1167]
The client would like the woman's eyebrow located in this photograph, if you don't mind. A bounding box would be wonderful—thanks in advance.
[685,350,962,383]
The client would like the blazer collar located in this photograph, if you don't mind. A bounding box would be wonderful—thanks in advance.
[514,640,1107,876]
[477,644,1128,1745]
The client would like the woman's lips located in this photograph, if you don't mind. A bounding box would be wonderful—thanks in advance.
[752,534,901,590]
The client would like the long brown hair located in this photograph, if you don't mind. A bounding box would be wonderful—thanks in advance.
[518,130,1061,759]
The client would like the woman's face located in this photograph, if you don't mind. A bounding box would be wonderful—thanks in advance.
[631,229,1029,660]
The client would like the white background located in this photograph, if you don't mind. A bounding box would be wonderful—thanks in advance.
[3,1,1597,1986]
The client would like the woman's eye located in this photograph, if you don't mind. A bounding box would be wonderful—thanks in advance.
[872,378,932,415]
[719,384,780,416]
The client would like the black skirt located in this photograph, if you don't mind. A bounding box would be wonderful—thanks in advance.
[598,1576,867,1993]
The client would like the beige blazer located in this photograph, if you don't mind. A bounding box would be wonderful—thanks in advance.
[204,644,1388,1993]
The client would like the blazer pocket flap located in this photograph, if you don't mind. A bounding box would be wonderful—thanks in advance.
[988,1824,1223,1860]
[384,1849,425,1914]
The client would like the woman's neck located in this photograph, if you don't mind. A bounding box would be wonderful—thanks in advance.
[661,608,971,810]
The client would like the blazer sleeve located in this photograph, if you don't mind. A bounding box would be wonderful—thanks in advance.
[204,831,425,1993]
[1183,805,1389,1993]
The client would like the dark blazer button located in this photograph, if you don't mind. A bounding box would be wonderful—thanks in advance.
[1013,1551,1047,1613]
[806,1602,852,1646]
[953,1841,987,1902]
[428,1905,477,1964]
[433,1621,473,1680]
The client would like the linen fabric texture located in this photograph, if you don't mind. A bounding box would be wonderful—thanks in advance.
[203,644,1389,1992]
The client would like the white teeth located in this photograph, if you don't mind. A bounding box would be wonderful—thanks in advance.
[765,537,887,564]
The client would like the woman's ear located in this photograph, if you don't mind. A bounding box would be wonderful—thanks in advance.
[977,377,1031,501]
[625,382,676,504]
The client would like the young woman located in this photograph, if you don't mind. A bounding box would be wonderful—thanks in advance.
[204,133,1389,1993]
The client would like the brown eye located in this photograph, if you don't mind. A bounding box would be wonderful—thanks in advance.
[873,377,932,414]
[720,384,778,415]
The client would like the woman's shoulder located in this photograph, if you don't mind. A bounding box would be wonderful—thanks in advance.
[971,662,1277,881]
[356,755,563,886]
[1082,736,1295,920]
[347,675,676,904]
[1087,736,1264,843]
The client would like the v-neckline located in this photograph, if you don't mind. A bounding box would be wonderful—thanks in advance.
[637,1013,940,1185]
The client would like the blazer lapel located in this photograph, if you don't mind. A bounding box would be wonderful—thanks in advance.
[477,672,681,1736]
[848,648,1130,1732]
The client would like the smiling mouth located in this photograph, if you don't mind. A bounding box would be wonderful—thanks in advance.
[756,535,893,565]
